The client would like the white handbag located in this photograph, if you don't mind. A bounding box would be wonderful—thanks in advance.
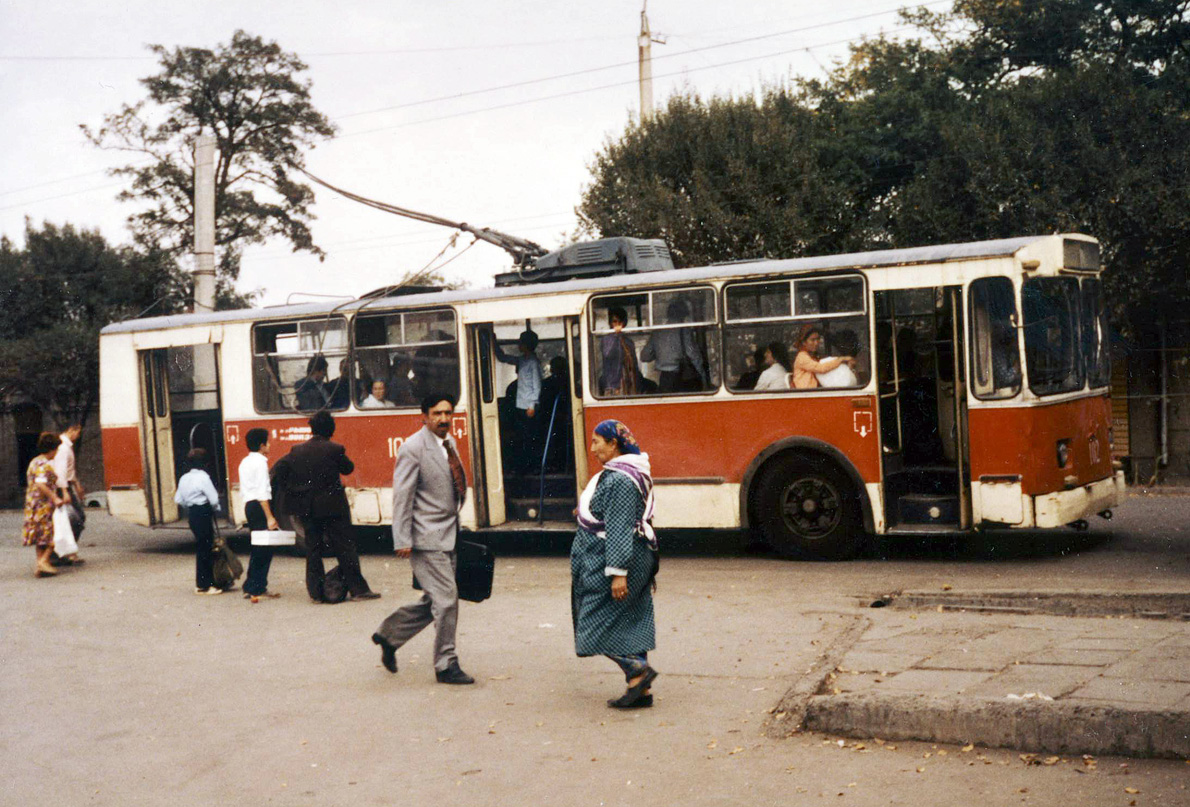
[52,506,79,556]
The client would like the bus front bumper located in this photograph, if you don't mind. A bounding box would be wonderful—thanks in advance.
[1033,471,1126,529]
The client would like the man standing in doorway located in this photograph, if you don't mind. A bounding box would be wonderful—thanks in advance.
[273,411,379,603]
[52,422,85,565]
[372,392,474,684]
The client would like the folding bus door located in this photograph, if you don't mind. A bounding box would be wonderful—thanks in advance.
[139,349,179,524]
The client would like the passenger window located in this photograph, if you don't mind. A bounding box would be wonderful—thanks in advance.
[589,287,720,397]
[353,308,458,408]
[725,275,869,392]
[969,277,1022,399]
[252,318,349,413]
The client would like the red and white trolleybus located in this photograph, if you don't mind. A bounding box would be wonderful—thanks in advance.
[98,233,1124,559]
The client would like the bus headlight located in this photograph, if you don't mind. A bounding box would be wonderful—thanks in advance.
[1056,439,1071,468]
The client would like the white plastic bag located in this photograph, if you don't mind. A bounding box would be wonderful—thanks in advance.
[52,505,79,557]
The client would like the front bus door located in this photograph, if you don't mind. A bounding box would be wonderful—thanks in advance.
[875,286,971,530]
[468,323,506,527]
[139,349,178,524]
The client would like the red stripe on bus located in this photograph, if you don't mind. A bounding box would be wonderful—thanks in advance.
[101,426,143,488]
[969,395,1113,495]
[223,413,472,488]
[583,396,882,484]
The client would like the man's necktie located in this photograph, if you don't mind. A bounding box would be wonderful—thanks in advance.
[445,441,466,506]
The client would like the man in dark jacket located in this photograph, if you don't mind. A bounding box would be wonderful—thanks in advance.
[273,411,379,603]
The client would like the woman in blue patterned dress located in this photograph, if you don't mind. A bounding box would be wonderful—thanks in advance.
[572,420,659,708]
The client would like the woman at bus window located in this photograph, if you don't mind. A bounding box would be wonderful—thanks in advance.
[792,324,854,389]
[599,306,640,397]
[754,341,792,391]
[572,420,659,709]
[23,432,65,578]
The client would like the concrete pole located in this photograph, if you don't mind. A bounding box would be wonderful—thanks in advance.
[638,3,654,121]
[193,134,217,313]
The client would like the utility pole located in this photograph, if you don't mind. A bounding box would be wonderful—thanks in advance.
[638,1,666,121]
[193,133,217,313]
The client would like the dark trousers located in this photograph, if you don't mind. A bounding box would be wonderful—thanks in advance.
[243,500,274,596]
[188,503,215,590]
[514,408,543,475]
[301,514,371,601]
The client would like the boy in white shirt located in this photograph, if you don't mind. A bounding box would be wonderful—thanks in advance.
[240,428,281,600]
[174,448,222,594]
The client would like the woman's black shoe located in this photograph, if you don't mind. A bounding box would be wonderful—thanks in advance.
[608,692,654,709]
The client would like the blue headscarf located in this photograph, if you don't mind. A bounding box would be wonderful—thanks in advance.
[593,419,641,455]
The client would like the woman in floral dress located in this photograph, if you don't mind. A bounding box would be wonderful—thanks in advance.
[572,420,659,709]
[23,432,65,577]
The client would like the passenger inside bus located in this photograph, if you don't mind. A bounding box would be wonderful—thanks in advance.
[360,380,398,409]
[599,306,641,397]
[295,356,331,411]
[754,341,792,390]
[539,356,572,474]
[327,358,352,409]
[734,345,768,390]
[640,300,708,392]
[792,324,855,389]
[817,330,861,388]
[386,355,417,406]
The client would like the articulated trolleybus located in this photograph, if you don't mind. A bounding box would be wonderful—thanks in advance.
[99,233,1124,559]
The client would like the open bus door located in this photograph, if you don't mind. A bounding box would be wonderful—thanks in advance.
[139,349,178,524]
[468,317,579,527]
[138,344,228,525]
[468,323,507,527]
[876,286,971,531]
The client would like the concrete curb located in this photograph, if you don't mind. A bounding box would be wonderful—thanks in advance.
[804,691,1190,760]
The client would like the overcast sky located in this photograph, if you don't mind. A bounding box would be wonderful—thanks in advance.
[0,0,931,306]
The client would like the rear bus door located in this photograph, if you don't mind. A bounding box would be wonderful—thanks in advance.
[139,349,179,524]
[468,323,507,527]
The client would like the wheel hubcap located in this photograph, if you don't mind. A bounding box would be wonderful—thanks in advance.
[779,476,842,539]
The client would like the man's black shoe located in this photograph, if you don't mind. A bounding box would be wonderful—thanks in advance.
[372,633,397,673]
[350,590,381,601]
[435,661,475,685]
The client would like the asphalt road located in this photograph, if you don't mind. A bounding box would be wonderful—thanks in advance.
[1,494,1187,806]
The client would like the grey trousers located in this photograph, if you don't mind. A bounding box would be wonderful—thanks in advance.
[376,550,458,671]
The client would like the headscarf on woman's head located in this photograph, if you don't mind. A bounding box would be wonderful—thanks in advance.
[795,322,823,354]
[593,419,641,455]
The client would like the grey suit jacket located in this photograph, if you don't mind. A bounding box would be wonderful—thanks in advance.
[391,425,462,552]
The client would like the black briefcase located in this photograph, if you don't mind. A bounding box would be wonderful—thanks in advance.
[412,540,494,603]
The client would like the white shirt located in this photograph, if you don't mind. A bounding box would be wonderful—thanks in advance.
[360,395,397,409]
[174,469,220,510]
[816,359,858,388]
[52,434,76,489]
[238,451,272,503]
[754,363,791,391]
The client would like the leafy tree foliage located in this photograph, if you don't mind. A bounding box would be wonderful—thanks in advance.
[0,222,185,427]
[82,30,336,282]
[578,0,1189,329]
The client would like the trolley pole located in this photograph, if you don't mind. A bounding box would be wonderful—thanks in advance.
[637,2,665,121]
[193,134,217,313]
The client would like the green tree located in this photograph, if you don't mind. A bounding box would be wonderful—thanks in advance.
[0,222,185,427]
[81,30,337,286]
[578,1,1189,328]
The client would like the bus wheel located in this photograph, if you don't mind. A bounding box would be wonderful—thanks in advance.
[756,454,860,560]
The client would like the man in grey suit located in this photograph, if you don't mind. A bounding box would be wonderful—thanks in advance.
[372,392,475,684]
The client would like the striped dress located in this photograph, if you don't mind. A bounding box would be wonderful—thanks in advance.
[570,471,656,657]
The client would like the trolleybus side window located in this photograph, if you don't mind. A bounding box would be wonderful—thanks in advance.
[1080,278,1111,389]
[589,287,719,397]
[353,308,458,408]
[251,318,349,413]
[724,275,869,392]
[1022,277,1083,396]
[969,277,1022,399]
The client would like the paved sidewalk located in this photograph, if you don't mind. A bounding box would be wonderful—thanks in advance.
[782,605,1190,758]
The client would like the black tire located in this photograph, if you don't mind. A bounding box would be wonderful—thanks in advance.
[754,453,862,560]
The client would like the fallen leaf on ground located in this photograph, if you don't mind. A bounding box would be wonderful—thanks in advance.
[728,747,744,755]
[707,740,718,749]
[962,744,974,752]
[1124,788,1139,794]
[942,584,953,590]
[1043,756,1060,766]
[488,675,510,680]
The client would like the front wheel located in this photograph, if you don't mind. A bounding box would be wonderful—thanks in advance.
[755,454,862,560]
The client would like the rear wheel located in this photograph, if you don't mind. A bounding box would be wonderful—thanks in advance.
[755,454,861,560]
